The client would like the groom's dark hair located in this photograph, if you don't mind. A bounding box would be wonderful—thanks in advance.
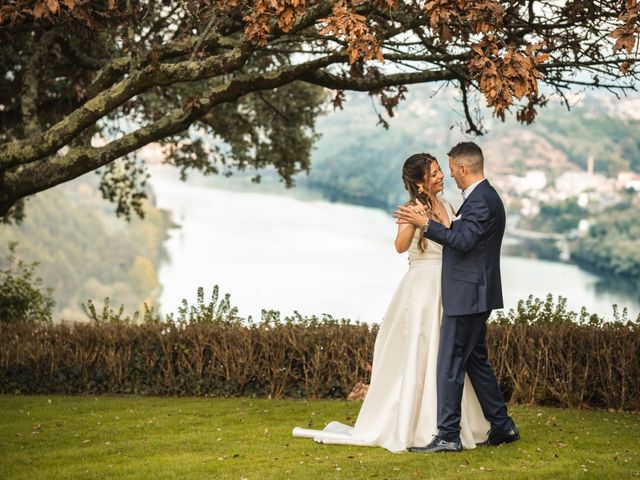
[448,142,484,174]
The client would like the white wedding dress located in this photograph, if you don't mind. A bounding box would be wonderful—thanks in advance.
[292,201,490,452]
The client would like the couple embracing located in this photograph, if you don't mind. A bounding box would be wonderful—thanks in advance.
[293,141,519,453]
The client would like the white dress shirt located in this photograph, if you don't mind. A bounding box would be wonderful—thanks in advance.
[461,178,485,201]
[423,179,486,233]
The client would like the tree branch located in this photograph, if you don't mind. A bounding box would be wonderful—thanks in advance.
[300,68,456,91]
[1,43,254,169]
[459,79,484,135]
[86,32,240,98]
[2,51,348,205]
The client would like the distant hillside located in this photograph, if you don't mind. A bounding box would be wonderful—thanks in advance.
[0,176,170,321]
[302,87,640,209]
[526,98,640,176]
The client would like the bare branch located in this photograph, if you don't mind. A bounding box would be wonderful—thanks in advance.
[300,68,456,91]
[459,80,484,136]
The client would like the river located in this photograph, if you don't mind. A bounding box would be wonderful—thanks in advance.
[150,168,640,323]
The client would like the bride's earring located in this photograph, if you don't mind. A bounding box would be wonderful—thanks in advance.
[417,184,426,194]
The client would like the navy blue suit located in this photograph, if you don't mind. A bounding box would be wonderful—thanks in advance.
[425,179,514,441]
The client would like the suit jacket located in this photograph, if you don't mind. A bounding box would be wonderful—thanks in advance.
[425,179,505,316]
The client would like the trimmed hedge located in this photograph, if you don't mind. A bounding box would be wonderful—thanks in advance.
[0,315,375,399]
[1,294,638,411]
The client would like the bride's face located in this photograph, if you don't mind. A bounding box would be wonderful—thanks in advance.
[423,161,444,195]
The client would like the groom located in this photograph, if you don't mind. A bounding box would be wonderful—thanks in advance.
[394,142,519,452]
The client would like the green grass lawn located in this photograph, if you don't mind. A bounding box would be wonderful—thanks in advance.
[0,395,638,480]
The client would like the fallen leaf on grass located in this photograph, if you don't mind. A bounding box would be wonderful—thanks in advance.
[548,440,566,448]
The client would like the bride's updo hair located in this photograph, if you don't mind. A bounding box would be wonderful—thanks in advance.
[401,153,438,253]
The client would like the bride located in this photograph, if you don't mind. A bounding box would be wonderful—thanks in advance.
[292,153,489,452]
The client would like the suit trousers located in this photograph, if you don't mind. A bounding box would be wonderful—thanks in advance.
[437,311,514,441]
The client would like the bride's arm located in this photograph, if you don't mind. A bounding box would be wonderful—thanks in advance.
[394,201,433,252]
[394,222,416,253]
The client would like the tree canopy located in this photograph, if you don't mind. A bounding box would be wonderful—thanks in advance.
[1,0,638,221]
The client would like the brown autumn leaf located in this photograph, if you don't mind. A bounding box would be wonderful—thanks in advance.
[512,78,527,99]
[610,1,640,53]
[45,0,59,14]
[33,1,47,18]
[614,32,637,54]
[319,3,382,64]
[332,90,346,110]
[277,7,295,32]
[439,24,452,42]
[424,0,505,42]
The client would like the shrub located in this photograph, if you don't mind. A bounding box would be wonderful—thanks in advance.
[0,291,637,412]
[0,242,55,324]
[488,295,640,411]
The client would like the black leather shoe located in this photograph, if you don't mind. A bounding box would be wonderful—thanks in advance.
[477,425,520,446]
[409,435,462,453]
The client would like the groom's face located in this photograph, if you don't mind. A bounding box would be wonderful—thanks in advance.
[448,156,464,190]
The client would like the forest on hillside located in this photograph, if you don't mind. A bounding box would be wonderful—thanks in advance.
[0,175,170,321]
